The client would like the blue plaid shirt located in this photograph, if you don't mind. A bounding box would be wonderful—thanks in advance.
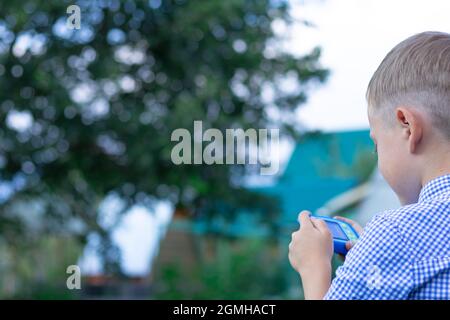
[324,174,450,300]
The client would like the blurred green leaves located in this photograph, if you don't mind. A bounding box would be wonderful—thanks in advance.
[154,238,293,299]
[0,0,328,272]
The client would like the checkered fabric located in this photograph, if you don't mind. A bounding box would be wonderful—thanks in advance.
[324,174,450,300]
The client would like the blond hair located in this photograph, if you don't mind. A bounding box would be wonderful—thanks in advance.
[366,31,450,138]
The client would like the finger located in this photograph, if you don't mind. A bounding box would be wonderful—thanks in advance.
[345,241,352,251]
[298,211,313,228]
[311,217,329,234]
[345,240,357,251]
[334,216,356,226]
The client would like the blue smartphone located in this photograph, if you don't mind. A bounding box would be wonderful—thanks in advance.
[300,215,360,255]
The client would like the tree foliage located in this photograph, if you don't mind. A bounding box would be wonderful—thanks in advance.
[0,0,328,269]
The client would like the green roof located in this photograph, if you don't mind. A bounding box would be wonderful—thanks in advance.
[258,129,373,226]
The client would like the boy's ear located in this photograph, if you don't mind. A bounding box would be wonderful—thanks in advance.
[395,107,423,154]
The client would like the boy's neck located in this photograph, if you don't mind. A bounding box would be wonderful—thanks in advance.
[420,150,450,187]
[400,148,450,205]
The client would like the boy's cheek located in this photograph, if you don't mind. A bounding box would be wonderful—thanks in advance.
[379,158,401,195]
[378,146,402,185]
[378,149,421,204]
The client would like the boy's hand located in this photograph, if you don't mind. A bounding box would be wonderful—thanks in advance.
[289,211,333,299]
[289,211,333,274]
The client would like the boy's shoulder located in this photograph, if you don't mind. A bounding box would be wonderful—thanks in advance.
[365,199,450,260]
[377,196,449,230]
[378,201,440,225]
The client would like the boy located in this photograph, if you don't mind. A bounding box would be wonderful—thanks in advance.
[288,31,450,300]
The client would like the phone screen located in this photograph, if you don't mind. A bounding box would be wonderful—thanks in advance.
[325,221,348,240]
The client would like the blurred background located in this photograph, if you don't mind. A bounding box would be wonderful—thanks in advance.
[0,0,449,299]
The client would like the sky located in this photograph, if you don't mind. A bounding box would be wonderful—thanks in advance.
[81,0,450,276]
[289,0,450,131]
[79,201,173,276]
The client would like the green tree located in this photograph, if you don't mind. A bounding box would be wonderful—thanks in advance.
[0,0,328,272]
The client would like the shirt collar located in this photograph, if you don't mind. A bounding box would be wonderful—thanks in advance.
[418,174,450,203]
